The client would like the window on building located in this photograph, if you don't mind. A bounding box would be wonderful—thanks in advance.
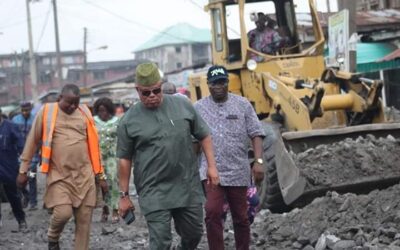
[68,71,80,82]
[192,44,208,58]
[10,73,18,85]
[93,71,105,80]
[42,58,51,65]
[176,62,182,69]
[40,71,52,84]
[1,59,11,68]
[63,56,74,64]
[175,46,182,53]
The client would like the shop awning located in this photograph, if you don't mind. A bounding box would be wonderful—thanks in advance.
[325,42,400,73]
[356,43,400,73]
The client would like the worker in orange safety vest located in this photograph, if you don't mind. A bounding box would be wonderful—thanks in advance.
[17,84,108,250]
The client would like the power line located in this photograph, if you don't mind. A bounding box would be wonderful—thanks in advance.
[186,0,204,10]
[81,1,159,33]
[35,1,52,51]
[81,0,208,45]
[185,0,241,37]
[56,4,146,40]
[0,15,43,30]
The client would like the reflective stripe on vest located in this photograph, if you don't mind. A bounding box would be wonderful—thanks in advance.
[41,103,58,172]
[40,103,103,174]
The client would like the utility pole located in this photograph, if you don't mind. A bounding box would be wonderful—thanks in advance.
[83,27,88,87]
[326,0,331,13]
[25,0,38,102]
[52,0,63,88]
[337,0,357,72]
[13,52,24,101]
[21,51,27,100]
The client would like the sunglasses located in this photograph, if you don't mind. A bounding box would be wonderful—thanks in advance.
[140,87,162,97]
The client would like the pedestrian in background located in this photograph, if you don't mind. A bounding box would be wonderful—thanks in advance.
[161,81,177,95]
[162,81,190,99]
[93,97,120,223]
[12,101,40,210]
[0,107,27,231]
[117,62,219,250]
[17,84,108,250]
[194,65,265,250]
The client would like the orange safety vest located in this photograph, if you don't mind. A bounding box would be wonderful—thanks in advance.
[40,103,104,174]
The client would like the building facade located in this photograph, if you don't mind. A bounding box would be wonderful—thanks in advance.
[0,51,136,105]
[357,0,400,10]
[134,23,212,74]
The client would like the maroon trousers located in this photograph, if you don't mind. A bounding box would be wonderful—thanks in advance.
[203,182,250,250]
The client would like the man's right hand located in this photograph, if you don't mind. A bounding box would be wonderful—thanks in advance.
[118,197,135,218]
[207,166,220,186]
[16,173,29,188]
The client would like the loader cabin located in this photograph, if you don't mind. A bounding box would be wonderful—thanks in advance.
[190,0,326,116]
[207,0,325,68]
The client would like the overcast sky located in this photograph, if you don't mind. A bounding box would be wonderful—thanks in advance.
[0,0,336,62]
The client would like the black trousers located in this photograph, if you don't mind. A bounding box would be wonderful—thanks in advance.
[20,176,37,207]
[0,182,26,223]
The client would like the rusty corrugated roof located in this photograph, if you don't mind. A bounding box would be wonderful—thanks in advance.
[356,9,400,27]
[298,9,400,30]
[378,48,400,61]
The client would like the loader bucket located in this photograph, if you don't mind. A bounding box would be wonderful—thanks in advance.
[274,123,400,207]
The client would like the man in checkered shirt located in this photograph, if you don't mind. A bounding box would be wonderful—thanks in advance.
[194,65,265,250]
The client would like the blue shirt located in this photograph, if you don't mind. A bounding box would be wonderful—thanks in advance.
[12,113,35,141]
[12,113,40,167]
[0,119,24,183]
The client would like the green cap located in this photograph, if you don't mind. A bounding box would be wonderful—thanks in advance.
[135,62,161,86]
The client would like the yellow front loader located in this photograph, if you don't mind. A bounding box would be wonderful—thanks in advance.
[189,0,400,212]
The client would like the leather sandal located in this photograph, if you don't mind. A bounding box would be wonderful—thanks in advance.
[111,210,120,224]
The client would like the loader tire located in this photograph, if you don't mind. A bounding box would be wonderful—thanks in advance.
[258,123,291,213]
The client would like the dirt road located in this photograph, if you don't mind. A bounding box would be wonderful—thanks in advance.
[1,133,400,249]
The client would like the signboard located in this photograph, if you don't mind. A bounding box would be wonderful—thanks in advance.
[328,9,349,70]
[166,69,194,87]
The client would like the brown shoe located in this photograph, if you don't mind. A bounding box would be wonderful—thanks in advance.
[101,206,109,222]
[48,241,60,250]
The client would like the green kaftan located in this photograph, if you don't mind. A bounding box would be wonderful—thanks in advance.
[117,95,209,216]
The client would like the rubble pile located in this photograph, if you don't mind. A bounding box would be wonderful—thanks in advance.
[291,134,400,190]
[249,184,400,249]
[2,134,400,249]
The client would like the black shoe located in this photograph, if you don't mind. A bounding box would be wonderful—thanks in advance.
[29,204,38,211]
[48,241,60,250]
[18,220,28,232]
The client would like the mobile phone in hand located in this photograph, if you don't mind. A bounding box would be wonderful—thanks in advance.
[123,209,135,225]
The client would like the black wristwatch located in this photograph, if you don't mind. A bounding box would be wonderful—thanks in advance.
[119,191,129,198]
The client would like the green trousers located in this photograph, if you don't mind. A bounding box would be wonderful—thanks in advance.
[144,204,203,250]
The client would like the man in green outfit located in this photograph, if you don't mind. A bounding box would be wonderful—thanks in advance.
[117,62,220,250]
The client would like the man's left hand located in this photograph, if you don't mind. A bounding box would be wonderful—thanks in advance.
[252,162,265,185]
[16,173,29,188]
[99,179,109,194]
